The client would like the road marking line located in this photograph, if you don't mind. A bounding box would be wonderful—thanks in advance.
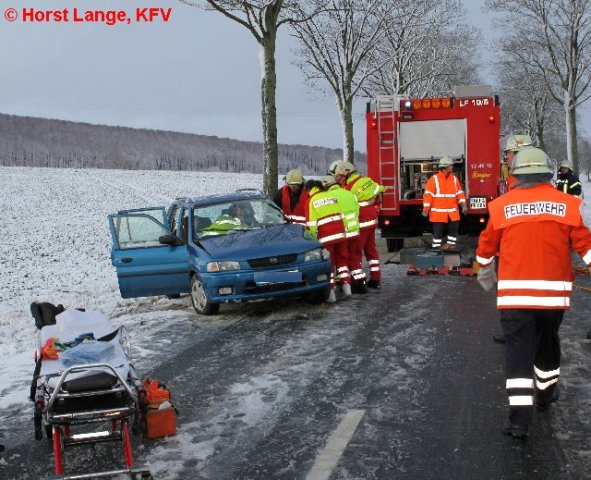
[305,409,365,480]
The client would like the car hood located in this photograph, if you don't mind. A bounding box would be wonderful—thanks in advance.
[198,224,319,260]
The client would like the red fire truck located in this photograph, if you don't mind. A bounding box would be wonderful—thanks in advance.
[366,85,502,251]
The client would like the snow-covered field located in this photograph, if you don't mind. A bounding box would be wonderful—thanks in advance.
[0,167,263,412]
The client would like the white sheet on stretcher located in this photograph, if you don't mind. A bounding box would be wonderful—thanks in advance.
[39,308,130,388]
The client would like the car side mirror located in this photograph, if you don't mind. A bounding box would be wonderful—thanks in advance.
[159,234,183,246]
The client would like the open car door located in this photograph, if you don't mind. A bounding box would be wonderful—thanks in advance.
[108,207,190,298]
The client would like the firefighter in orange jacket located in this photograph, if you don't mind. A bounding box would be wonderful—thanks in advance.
[476,147,591,439]
[334,161,385,289]
[422,156,467,249]
[273,169,309,225]
[502,134,533,192]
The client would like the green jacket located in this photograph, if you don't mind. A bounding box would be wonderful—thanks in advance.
[307,186,346,245]
[327,184,360,238]
[203,214,243,236]
[345,172,385,203]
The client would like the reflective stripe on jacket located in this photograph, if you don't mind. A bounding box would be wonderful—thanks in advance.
[327,184,360,238]
[476,184,591,309]
[280,185,309,224]
[422,171,466,223]
[555,172,582,198]
[345,173,384,230]
[307,187,346,245]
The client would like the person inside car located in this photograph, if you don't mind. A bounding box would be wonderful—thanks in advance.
[203,202,252,236]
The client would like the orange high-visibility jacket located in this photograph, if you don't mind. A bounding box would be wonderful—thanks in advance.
[476,183,591,309]
[422,171,466,222]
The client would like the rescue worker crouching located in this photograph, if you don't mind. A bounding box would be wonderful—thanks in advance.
[273,169,309,225]
[555,160,582,198]
[305,179,351,303]
[476,147,591,439]
[422,156,467,250]
[333,161,384,289]
[322,175,369,295]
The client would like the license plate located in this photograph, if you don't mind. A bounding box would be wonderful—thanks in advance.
[254,271,302,285]
[469,197,487,209]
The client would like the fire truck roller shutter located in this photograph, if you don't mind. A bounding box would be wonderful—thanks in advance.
[399,119,466,161]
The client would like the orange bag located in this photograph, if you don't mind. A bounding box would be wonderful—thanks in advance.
[143,377,176,438]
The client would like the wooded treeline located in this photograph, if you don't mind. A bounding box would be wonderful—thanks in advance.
[0,113,364,174]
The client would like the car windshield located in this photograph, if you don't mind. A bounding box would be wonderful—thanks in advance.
[193,198,285,238]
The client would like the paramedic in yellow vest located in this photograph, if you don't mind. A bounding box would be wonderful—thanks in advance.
[322,175,368,295]
[305,179,350,303]
[334,161,385,289]
[422,156,467,249]
[502,134,533,192]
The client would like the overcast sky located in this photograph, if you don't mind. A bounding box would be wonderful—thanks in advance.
[0,0,588,153]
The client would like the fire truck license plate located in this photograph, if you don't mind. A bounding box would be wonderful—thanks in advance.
[470,197,487,209]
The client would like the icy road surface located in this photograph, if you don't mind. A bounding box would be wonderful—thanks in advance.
[1,167,590,479]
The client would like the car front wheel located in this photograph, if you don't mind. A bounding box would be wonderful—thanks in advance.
[190,275,220,315]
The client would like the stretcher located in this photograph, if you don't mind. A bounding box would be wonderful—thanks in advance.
[30,305,152,479]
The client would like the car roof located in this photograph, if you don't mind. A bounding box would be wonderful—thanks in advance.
[171,189,269,209]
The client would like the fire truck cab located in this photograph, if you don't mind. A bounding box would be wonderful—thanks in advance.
[366,85,502,251]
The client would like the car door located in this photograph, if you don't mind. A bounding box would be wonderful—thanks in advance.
[108,207,190,298]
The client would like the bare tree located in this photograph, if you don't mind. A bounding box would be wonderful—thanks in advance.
[291,0,391,163]
[494,39,564,155]
[179,1,324,195]
[486,0,591,175]
[363,0,480,98]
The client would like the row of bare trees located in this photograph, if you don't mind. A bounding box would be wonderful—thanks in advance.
[190,0,479,194]
[486,0,591,175]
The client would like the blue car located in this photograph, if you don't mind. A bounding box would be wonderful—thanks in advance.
[108,190,331,315]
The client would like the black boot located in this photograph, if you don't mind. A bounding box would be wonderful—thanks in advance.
[351,281,368,294]
[367,280,381,289]
[535,385,560,412]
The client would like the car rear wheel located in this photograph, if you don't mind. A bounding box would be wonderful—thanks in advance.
[305,287,330,305]
[190,275,220,315]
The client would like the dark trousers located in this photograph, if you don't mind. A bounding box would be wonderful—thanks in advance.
[432,221,459,246]
[500,309,564,425]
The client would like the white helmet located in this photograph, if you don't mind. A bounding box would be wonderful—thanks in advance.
[438,156,454,168]
[322,175,337,187]
[510,147,553,175]
[285,169,304,185]
[559,160,573,170]
[328,161,341,175]
[334,161,357,176]
[504,134,533,153]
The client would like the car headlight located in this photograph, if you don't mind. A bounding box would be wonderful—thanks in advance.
[207,261,240,272]
[304,248,329,262]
